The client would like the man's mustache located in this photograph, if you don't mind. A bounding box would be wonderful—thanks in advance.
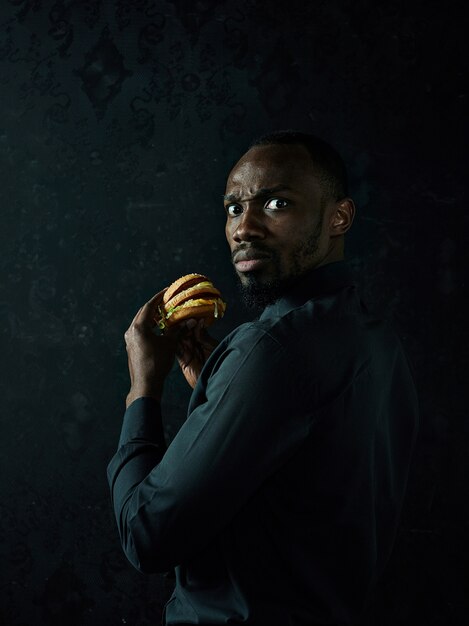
[231,244,274,263]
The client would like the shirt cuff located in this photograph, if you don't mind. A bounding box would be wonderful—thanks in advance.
[118,396,166,449]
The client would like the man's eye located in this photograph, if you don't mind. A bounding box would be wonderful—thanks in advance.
[226,204,243,216]
[265,198,288,210]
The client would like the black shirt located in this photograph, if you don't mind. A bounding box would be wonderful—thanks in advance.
[107,260,419,625]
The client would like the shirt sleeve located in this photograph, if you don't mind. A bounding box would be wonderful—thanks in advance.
[107,396,168,566]
[107,328,313,574]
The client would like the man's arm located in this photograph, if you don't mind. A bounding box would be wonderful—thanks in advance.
[107,325,312,574]
[123,288,175,408]
[107,396,168,565]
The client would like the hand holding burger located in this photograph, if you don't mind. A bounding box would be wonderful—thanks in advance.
[154,274,225,389]
[125,274,226,405]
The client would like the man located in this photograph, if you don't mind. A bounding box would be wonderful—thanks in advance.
[107,131,419,626]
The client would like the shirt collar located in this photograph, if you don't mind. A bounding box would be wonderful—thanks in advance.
[259,259,357,320]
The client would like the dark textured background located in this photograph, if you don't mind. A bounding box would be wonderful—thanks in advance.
[1,1,467,625]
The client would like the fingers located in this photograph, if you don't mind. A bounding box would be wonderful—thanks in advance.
[171,318,217,346]
[193,321,219,349]
[193,319,206,340]
[125,288,169,345]
[172,320,201,360]
[133,287,168,328]
[166,318,200,344]
[175,338,195,364]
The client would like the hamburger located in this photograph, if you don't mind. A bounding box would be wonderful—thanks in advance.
[155,273,227,331]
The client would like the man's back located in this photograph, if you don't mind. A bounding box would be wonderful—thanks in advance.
[108,261,419,626]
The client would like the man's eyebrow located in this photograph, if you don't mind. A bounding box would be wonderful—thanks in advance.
[222,185,293,202]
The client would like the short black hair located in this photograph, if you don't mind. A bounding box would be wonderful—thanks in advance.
[249,130,348,203]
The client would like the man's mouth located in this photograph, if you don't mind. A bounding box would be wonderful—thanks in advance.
[233,249,271,273]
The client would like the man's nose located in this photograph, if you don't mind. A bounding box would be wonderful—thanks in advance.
[232,207,266,243]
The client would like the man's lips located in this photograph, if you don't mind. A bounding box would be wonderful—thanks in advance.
[233,249,271,272]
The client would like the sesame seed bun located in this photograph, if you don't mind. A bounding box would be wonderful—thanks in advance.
[163,273,210,304]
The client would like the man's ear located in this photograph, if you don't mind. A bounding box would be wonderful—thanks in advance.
[329,198,355,236]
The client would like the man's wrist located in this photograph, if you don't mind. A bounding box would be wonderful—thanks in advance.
[126,381,164,408]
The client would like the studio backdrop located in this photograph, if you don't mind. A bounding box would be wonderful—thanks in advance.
[0,2,466,625]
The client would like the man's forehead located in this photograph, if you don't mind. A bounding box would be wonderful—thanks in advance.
[227,163,293,188]
[225,144,318,193]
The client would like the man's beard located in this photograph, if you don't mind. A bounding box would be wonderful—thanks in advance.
[237,270,286,309]
[235,218,323,310]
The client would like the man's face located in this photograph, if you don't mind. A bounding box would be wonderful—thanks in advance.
[224,144,332,307]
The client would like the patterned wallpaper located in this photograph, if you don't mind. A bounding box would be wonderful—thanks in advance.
[0,1,467,624]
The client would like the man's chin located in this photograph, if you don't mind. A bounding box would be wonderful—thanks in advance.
[236,273,285,309]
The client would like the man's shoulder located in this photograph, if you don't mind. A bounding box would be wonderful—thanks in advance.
[219,318,286,355]
[219,289,403,365]
[256,296,367,345]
